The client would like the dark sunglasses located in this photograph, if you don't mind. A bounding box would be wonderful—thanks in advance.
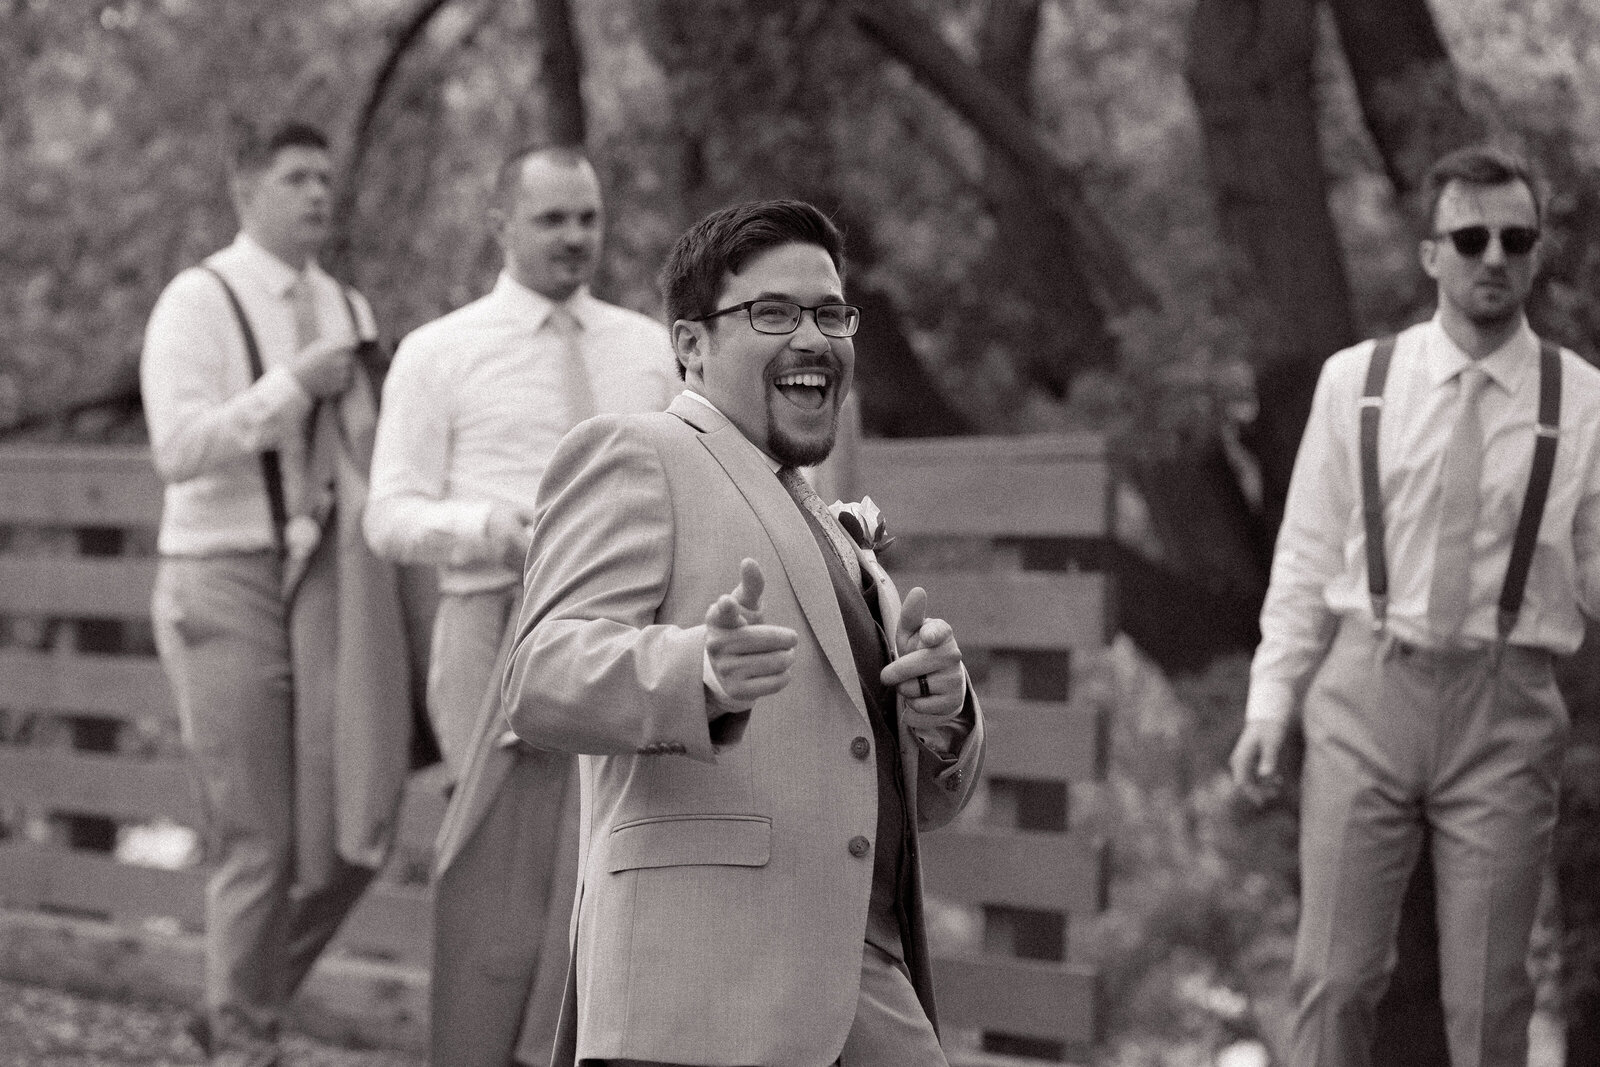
[1435,225,1540,258]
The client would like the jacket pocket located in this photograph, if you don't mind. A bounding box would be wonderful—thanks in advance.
[605,813,771,873]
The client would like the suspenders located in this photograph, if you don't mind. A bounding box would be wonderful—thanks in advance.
[205,265,290,556]
[202,265,371,558]
[1358,334,1563,647]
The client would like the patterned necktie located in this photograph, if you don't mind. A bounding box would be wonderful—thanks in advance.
[547,304,598,426]
[777,466,862,588]
[1429,364,1489,642]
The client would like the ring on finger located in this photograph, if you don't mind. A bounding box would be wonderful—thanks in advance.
[916,674,931,698]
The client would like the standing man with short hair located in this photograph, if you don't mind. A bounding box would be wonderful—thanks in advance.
[1230,144,1600,1067]
[143,121,414,1067]
[502,199,985,1067]
[365,146,675,1067]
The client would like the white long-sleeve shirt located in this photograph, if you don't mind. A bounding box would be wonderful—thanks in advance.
[1247,314,1600,723]
[140,233,376,556]
[364,273,675,593]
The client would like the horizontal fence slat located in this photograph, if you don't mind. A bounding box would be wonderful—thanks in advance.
[0,748,197,824]
[893,571,1106,651]
[0,649,172,720]
[922,830,1104,913]
[933,954,1097,1044]
[0,444,162,527]
[860,434,1110,540]
[979,697,1102,782]
[0,556,157,619]
[0,843,431,965]
[0,840,199,923]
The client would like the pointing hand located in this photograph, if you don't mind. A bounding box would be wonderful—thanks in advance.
[880,586,966,729]
[704,558,798,713]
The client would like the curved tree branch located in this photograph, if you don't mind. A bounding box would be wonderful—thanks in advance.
[326,0,463,276]
[830,0,1155,314]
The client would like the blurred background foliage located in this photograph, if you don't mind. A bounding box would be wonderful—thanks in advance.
[6,0,1600,1062]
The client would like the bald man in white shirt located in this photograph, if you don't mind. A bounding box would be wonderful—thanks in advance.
[1231,145,1600,1067]
[365,146,675,1067]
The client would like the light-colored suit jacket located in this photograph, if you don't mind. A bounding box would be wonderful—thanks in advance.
[502,393,985,1066]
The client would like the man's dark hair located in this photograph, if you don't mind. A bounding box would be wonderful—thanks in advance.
[232,121,330,178]
[1423,144,1545,230]
[493,144,592,212]
[660,199,846,328]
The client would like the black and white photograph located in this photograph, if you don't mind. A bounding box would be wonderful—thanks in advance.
[1,2,1597,1066]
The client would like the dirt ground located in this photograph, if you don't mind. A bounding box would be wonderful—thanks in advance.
[0,980,425,1067]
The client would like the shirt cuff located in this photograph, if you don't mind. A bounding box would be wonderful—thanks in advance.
[909,672,975,758]
[1244,679,1299,724]
[702,648,747,711]
[448,500,501,560]
[254,366,314,443]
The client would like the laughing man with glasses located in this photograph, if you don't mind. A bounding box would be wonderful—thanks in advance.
[1232,143,1600,1067]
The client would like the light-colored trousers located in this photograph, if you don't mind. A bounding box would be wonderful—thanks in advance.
[1291,618,1567,1067]
[586,941,949,1067]
[430,587,578,1067]
[152,553,374,1052]
[427,589,514,777]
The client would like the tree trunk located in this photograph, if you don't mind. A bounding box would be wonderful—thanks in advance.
[972,0,1116,394]
[1184,0,1357,539]
[529,0,584,146]
[1325,0,1480,198]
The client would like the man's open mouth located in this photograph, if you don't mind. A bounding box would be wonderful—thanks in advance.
[773,370,831,411]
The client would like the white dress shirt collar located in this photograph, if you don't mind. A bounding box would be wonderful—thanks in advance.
[680,389,782,473]
[231,232,316,299]
[490,271,595,331]
[1423,311,1538,396]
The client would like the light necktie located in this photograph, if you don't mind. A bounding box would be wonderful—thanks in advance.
[778,466,862,588]
[288,272,320,350]
[1428,364,1489,642]
[547,304,598,426]
[283,273,322,522]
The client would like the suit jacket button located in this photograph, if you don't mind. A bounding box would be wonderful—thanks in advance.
[848,835,871,858]
[850,736,871,760]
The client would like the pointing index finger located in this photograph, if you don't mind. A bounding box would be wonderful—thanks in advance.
[734,557,764,613]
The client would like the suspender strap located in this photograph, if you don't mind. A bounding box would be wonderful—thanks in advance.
[1496,340,1562,641]
[1359,336,1396,628]
[202,266,289,556]
[1359,333,1563,645]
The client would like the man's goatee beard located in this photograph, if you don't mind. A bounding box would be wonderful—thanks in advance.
[769,429,835,468]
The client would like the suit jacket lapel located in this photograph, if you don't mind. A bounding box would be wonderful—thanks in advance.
[672,395,868,722]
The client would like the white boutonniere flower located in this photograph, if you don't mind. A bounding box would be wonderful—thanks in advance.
[829,496,903,655]
[828,496,894,558]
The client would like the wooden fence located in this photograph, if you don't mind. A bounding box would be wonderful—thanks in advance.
[0,435,1113,1064]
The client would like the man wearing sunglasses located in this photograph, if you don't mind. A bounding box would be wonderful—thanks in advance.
[500,199,984,1066]
[1231,143,1600,1067]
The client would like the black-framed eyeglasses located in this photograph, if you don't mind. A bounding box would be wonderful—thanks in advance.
[1434,225,1541,258]
[690,299,861,338]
